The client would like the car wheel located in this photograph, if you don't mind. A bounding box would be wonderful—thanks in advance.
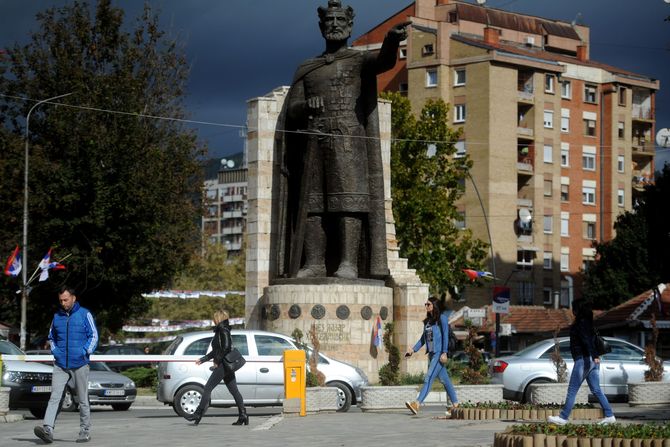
[60,388,78,412]
[523,378,553,403]
[174,384,204,419]
[328,381,352,412]
[29,407,47,419]
[112,403,132,411]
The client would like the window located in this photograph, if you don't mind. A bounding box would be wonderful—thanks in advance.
[544,179,552,196]
[543,287,554,305]
[184,337,213,355]
[399,48,407,59]
[455,211,466,229]
[618,121,625,139]
[543,252,553,270]
[617,155,625,173]
[426,68,438,87]
[561,108,570,132]
[544,110,554,128]
[543,144,553,163]
[617,188,625,207]
[560,212,569,236]
[454,104,466,123]
[584,221,596,240]
[582,185,596,205]
[231,334,250,355]
[455,140,466,158]
[517,250,535,270]
[584,118,596,136]
[560,252,569,271]
[518,281,534,305]
[545,74,555,93]
[560,184,569,201]
[561,80,572,99]
[618,86,627,106]
[584,84,597,103]
[254,335,295,356]
[582,257,595,272]
[561,143,569,167]
[454,68,466,86]
[426,143,436,157]
[422,43,434,55]
[543,215,553,233]
[582,146,596,170]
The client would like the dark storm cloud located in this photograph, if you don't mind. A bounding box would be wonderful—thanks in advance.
[2,0,669,162]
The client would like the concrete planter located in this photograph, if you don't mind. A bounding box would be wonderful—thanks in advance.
[628,381,670,406]
[359,386,417,411]
[0,387,9,414]
[452,384,504,404]
[453,406,602,421]
[305,386,339,413]
[528,382,588,405]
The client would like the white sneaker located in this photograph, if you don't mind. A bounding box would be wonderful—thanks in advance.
[598,416,616,425]
[548,415,568,425]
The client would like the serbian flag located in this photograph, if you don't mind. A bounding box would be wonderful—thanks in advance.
[4,245,22,277]
[38,248,66,282]
[462,268,495,282]
[372,316,383,347]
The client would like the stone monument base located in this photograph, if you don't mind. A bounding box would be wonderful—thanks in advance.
[259,283,393,383]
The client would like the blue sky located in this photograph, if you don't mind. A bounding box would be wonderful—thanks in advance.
[2,0,669,168]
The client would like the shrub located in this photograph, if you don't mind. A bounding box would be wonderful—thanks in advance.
[459,320,489,384]
[308,323,325,386]
[378,322,400,386]
[551,327,568,383]
[644,313,664,382]
[122,366,157,390]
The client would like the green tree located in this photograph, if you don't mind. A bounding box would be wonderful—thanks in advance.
[582,165,670,308]
[381,92,487,297]
[172,241,246,291]
[0,1,204,335]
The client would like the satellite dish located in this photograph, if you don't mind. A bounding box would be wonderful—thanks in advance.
[227,160,235,168]
[220,158,227,166]
[656,128,670,148]
[519,208,532,223]
[476,0,486,4]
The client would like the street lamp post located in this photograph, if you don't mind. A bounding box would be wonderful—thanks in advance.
[20,92,73,350]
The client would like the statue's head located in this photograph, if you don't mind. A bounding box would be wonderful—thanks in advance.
[318,0,355,43]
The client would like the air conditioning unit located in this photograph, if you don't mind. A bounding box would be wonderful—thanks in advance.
[524,36,535,47]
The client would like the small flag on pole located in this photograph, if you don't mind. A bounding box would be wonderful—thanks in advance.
[462,268,495,282]
[373,316,383,347]
[4,245,22,277]
[38,248,66,282]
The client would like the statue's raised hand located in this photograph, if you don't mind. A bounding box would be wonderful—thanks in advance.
[388,21,410,41]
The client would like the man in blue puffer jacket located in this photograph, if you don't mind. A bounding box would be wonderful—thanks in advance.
[34,286,98,444]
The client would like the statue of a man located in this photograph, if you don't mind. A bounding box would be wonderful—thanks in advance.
[274,0,407,280]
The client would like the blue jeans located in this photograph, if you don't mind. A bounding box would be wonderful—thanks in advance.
[417,353,458,405]
[560,356,613,419]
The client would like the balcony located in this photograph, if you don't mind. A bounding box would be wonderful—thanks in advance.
[517,127,534,139]
[223,210,244,219]
[517,90,534,104]
[222,194,246,203]
[632,105,652,121]
[632,137,655,156]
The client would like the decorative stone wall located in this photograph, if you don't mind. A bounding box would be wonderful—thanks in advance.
[305,387,339,413]
[359,386,418,411]
[0,387,9,414]
[628,381,670,406]
[528,382,588,405]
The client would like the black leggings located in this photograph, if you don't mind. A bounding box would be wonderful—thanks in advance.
[196,364,245,415]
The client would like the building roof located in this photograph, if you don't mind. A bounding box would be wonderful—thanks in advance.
[451,305,575,334]
[595,283,670,329]
[451,34,658,86]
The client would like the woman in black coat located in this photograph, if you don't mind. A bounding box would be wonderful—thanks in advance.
[185,310,247,426]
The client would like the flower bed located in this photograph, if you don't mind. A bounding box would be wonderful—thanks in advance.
[494,422,670,447]
[452,403,601,421]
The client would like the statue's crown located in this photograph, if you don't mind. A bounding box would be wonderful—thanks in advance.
[318,0,354,20]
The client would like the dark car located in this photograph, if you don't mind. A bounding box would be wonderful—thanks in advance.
[0,340,52,418]
[96,345,152,372]
[450,350,492,365]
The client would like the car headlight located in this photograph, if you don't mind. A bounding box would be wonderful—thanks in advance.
[3,371,21,383]
[88,381,103,389]
[125,381,135,389]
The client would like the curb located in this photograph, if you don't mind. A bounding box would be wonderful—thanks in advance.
[0,412,24,423]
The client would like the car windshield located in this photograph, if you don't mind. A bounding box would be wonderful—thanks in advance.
[89,362,113,372]
[0,340,23,355]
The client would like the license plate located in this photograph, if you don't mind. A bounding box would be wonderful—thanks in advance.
[104,389,125,396]
[32,386,51,393]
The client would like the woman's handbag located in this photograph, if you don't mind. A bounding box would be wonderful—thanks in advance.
[223,347,246,372]
[594,328,611,357]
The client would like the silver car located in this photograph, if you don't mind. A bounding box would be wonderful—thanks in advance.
[156,329,368,416]
[491,336,670,402]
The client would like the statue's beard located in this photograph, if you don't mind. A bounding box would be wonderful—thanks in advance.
[324,29,351,42]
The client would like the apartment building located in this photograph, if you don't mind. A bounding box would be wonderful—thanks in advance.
[353,0,659,308]
[202,152,248,257]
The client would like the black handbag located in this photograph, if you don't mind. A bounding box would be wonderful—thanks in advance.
[594,329,611,357]
[223,348,246,372]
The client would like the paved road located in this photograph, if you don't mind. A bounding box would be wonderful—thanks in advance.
[2,401,669,447]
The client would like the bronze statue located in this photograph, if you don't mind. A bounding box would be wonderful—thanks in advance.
[273,0,407,281]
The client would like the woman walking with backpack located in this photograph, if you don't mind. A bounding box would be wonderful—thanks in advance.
[405,297,459,416]
[548,299,615,425]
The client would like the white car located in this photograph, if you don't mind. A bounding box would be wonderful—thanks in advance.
[156,330,368,417]
[491,336,670,402]
[1,340,53,418]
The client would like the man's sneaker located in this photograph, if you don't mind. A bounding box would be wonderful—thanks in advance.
[598,416,616,425]
[548,415,568,425]
[34,426,53,444]
[405,401,419,415]
[76,430,91,443]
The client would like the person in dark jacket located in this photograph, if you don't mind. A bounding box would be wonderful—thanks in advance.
[404,297,459,416]
[34,286,98,444]
[548,299,615,425]
[185,310,246,426]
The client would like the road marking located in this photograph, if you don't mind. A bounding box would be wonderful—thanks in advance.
[253,414,283,431]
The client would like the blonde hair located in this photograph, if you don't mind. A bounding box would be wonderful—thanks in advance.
[213,310,229,325]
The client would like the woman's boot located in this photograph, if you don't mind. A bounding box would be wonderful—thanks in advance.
[232,408,248,426]
[185,407,204,425]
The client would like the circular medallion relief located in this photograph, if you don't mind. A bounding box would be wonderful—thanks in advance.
[336,305,350,320]
[288,304,301,319]
[311,304,326,320]
[360,306,373,320]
